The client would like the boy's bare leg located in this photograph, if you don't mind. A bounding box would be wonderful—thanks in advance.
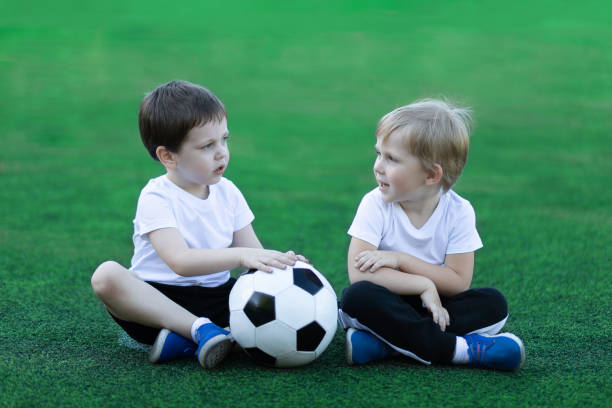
[91,261,196,340]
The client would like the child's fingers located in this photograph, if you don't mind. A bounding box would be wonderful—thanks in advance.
[287,252,310,264]
[278,257,296,267]
[370,260,384,273]
[354,251,371,262]
[431,309,439,325]
[262,254,293,269]
[359,257,376,272]
[438,312,446,331]
[438,307,450,331]
[274,252,297,265]
[256,262,274,273]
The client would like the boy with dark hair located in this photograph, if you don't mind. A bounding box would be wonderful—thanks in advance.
[91,80,305,369]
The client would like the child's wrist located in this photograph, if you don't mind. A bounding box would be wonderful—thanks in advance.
[421,278,436,293]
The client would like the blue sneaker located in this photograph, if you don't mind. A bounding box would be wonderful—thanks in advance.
[195,323,233,369]
[149,329,197,363]
[464,332,525,371]
[346,328,392,365]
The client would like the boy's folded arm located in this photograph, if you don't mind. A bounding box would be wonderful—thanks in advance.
[396,251,473,297]
[348,237,450,330]
[148,227,244,276]
[348,236,473,296]
[348,237,433,295]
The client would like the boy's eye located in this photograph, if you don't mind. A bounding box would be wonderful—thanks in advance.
[202,142,213,149]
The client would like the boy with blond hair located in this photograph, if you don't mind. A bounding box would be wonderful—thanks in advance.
[339,99,525,371]
[91,80,305,369]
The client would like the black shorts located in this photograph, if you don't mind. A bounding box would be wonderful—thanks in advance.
[110,278,236,345]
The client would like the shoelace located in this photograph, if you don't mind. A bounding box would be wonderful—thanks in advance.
[469,339,494,365]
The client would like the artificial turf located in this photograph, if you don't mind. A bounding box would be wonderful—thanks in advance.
[1,1,610,406]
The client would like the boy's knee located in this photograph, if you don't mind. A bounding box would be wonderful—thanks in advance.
[91,261,124,298]
[340,281,384,313]
[478,287,508,321]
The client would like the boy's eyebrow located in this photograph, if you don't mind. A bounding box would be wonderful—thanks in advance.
[200,131,229,143]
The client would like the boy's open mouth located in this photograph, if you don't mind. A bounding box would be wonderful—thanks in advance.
[214,165,225,175]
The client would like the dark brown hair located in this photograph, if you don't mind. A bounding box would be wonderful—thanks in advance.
[138,80,227,160]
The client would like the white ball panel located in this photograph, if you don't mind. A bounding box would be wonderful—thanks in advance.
[229,310,256,348]
[252,266,293,296]
[275,286,316,330]
[255,320,296,358]
[228,274,255,311]
[313,287,339,357]
[314,322,336,357]
[314,287,339,331]
[276,351,316,368]
[293,260,311,270]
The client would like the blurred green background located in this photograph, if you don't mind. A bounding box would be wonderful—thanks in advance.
[1,1,610,406]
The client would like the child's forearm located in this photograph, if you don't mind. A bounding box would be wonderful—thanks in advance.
[168,246,298,277]
[396,253,471,296]
[166,247,245,277]
[349,266,435,296]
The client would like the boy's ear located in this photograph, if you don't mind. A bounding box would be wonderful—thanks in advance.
[156,146,177,169]
[426,163,443,186]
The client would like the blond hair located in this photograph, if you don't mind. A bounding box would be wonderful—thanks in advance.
[376,99,472,191]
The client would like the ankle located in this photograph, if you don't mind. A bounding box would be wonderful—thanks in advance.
[452,336,469,364]
[190,317,212,343]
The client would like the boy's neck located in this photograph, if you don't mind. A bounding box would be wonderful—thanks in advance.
[398,188,442,229]
[166,172,210,199]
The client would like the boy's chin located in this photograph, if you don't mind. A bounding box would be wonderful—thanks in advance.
[379,194,394,203]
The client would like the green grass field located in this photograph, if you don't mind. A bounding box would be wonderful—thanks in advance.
[1,1,611,406]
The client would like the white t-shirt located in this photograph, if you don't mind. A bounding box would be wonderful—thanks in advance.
[348,188,482,265]
[130,175,254,287]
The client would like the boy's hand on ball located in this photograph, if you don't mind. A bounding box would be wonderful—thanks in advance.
[295,253,310,264]
[240,249,297,273]
[354,250,399,273]
[282,250,310,265]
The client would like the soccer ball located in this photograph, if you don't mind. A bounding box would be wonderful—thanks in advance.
[229,261,338,368]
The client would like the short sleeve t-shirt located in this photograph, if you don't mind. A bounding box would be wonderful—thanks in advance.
[130,175,254,287]
[348,188,482,265]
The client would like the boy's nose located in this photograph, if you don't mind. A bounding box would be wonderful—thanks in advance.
[374,160,384,174]
[216,145,228,159]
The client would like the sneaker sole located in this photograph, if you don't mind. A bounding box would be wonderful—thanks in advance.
[345,328,355,366]
[149,328,171,363]
[197,334,233,369]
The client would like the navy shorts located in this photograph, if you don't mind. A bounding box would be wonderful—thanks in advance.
[110,278,236,345]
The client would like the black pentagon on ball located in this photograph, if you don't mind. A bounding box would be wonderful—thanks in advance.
[244,292,275,327]
[244,347,276,367]
[292,268,323,295]
[296,321,326,352]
